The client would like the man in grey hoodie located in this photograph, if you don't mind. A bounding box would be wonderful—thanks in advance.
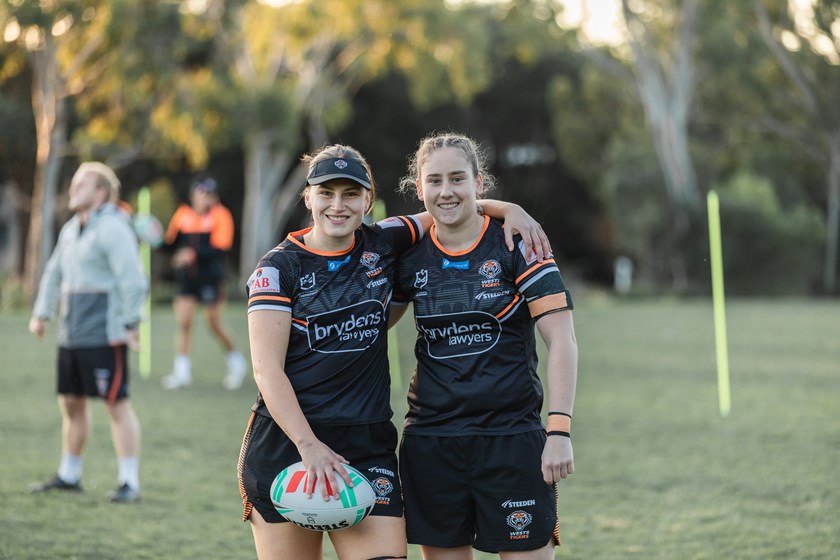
[28,162,149,503]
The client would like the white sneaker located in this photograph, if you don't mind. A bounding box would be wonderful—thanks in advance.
[223,351,247,390]
[162,370,191,390]
[163,355,192,389]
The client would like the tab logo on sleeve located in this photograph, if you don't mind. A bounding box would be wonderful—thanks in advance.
[248,267,281,294]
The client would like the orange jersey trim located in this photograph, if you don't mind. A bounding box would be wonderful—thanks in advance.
[515,259,557,285]
[286,227,357,256]
[527,293,569,317]
[396,216,418,244]
[430,216,489,256]
[496,293,523,319]
[248,295,291,304]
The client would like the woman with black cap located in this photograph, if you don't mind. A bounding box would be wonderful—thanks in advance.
[236,143,551,559]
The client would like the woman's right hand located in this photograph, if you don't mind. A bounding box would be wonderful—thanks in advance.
[297,438,355,502]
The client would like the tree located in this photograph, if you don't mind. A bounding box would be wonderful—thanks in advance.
[154,0,494,281]
[751,0,840,293]
[1,1,186,299]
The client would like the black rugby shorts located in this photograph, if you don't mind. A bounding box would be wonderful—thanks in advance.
[174,267,223,304]
[238,413,404,523]
[400,430,560,553]
[57,345,129,403]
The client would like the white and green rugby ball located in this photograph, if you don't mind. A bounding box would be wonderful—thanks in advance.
[270,461,376,531]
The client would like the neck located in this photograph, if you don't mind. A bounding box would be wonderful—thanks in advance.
[78,200,106,225]
[302,228,354,253]
[433,214,485,253]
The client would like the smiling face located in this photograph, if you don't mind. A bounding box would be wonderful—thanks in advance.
[304,179,370,251]
[418,146,484,230]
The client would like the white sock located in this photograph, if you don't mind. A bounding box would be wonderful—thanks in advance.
[118,456,140,490]
[226,350,242,364]
[174,354,191,378]
[58,452,83,484]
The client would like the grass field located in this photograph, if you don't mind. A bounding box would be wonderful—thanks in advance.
[1,296,838,559]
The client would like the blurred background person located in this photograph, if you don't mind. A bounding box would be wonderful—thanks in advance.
[28,162,148,503]
[161,176,247,390]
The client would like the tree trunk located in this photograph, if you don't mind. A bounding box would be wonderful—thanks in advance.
[621,0,699,291]
[239,131,296,282]
[823,134,840,293]
[23,37,67,302]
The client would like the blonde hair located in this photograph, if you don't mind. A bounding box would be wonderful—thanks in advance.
[398,132,496,199]
[76,162,121,203]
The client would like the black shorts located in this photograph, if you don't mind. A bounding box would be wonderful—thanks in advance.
[175,267,223,304]
[400,430,559,553]
[57,345,129,403]
[238,413,404,523]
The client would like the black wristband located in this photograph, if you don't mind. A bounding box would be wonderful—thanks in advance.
[547,431,570,438]
[548,412,572,418]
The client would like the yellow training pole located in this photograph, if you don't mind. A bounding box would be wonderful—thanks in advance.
[372,200,402,391]
[137,187,152,379]
[707,191,731,417]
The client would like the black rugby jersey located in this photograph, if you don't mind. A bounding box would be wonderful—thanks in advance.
[246,216,422,426]
[393,216,573,436]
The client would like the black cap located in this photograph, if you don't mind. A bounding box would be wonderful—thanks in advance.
[191,176,217,194]
[307,157,371,190]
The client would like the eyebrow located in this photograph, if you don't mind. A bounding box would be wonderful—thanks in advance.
[425,170,468,178]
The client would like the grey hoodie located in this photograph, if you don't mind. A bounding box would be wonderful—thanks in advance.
[32,203,149,348]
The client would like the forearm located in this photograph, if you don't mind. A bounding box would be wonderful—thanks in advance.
[545,332,578,417]
[477,199,518,220]
[538,311,578,416]
[255,366,318,448]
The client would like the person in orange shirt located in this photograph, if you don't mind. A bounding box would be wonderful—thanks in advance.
[162,176,247,390]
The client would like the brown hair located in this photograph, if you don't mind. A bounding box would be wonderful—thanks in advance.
[398,132,496,199]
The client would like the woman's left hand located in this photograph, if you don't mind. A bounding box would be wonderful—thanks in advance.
[502,204,551,262]
[541,436,574,484]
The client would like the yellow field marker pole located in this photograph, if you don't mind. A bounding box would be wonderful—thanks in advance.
[707,191,731,417]
[137,187,152,379]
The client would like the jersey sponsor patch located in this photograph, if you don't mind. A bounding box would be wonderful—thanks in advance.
[248,266,281,294]
[376,216,405,229]
[415,311,501,359]
[306,299,385,353]
[517,240,539,265]
[327,256,351,271]
[442,258,469,270]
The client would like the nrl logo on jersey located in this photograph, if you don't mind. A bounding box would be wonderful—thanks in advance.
[414,269,428,289]
[299,272,316,291]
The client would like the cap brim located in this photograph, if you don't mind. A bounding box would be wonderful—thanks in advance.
[307,173,371,190]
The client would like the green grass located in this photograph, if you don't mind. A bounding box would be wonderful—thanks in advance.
[1,297,838,559]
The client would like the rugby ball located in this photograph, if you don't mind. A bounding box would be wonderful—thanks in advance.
[270,462,376,531]
[132,213,164,248]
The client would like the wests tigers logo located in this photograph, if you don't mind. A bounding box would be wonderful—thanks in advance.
[360,251,380,270]
[506,510,533,530]
[479,260,501,279]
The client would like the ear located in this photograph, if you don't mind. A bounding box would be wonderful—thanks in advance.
[416,178,424,202]
[475,174,484,197]
[303,188,312,210]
